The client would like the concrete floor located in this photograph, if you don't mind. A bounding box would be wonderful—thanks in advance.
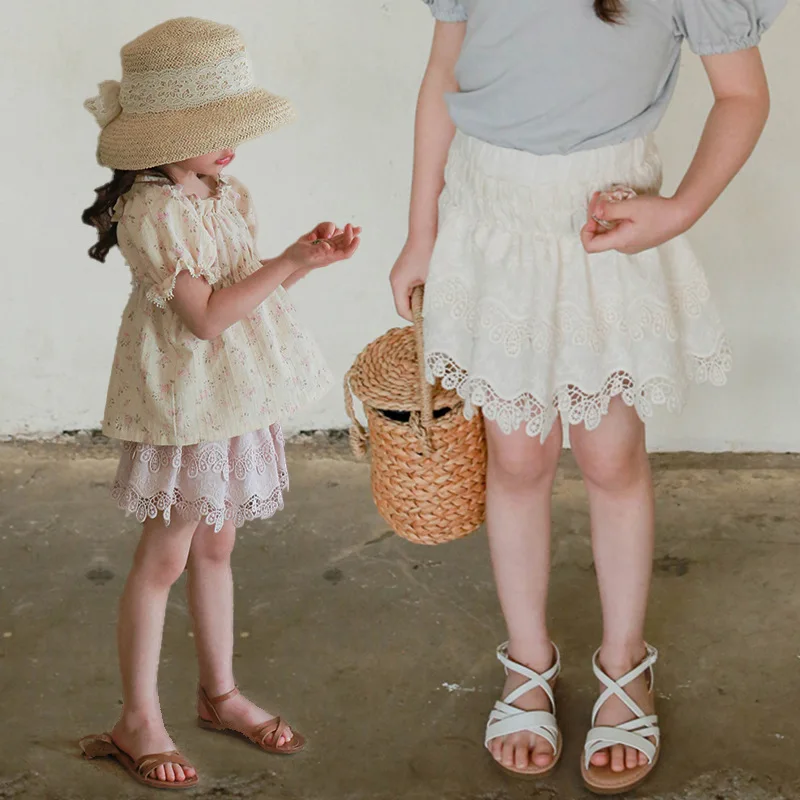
[1,435,799,800]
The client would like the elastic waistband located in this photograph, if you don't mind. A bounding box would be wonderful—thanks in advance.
[441,133,664,236]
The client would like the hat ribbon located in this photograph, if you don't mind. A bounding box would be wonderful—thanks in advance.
[84,80,123,129]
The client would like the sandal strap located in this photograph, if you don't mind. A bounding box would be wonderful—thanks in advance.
[135,750,193,778]
[590,644,658,725]
[253,716,288,746]
[205,685,240,706]
[495,642,560,709]
[485,707,559,751]
[583,644,661,770]
[584,720,659,768]
[484,642,561,753]
[199,684,240,726]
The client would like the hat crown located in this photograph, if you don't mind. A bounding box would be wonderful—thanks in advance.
[121,18,245,75]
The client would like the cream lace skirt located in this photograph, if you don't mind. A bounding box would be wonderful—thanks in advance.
[424,132,732,440]
[112,425,288,532]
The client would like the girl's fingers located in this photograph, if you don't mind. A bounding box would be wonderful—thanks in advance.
[595,198,636,223]
[316,221,336,239]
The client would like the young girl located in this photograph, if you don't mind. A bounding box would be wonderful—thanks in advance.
[391,0,783,794]
[78,18,360,790]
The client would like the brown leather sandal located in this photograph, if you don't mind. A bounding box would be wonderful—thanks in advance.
[79,733,199,790]
[197,686,306,754]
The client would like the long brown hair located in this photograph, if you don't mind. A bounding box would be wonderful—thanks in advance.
[594,0,625,24]
[82,169,171,263]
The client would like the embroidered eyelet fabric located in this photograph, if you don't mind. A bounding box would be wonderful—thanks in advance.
[112,424,288,532]
[423,132,732,440]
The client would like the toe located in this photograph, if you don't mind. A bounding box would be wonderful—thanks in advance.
[610,744,625,773]
[513,740,530,771]
[625,746,638,770]
[639,750,649,767]
[501,739,516,768]
[491,739,503,762]
[164,764,176,782]
[591,749,610,767]
[155,765,167,783]
[533,735,553,767]
[185,765,197,779]
[174,765,186,782]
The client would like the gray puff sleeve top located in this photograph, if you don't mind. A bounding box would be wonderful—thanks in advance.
[423,0,785,155]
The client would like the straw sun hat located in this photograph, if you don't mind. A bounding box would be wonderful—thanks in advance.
[85,17,295,170]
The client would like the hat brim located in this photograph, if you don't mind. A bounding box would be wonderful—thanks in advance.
[97,88,295,170]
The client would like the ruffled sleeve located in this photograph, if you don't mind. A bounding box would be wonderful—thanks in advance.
[673,0,786,56]
[115,183,219,308]
[422,0,468,22]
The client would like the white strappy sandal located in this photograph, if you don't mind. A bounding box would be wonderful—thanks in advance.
[484,642,562,779]
[581,644,661,795]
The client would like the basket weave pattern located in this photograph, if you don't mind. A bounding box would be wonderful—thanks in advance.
[345,288,486,545]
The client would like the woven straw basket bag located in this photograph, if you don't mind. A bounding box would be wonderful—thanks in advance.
[345,287,486,545]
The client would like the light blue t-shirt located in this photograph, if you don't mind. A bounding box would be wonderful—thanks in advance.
[423,0,786,155]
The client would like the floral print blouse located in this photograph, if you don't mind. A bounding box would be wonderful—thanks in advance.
[103,174,332,446]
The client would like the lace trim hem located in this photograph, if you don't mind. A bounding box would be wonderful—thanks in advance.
[426,341,732,440]
[112,474,288,533]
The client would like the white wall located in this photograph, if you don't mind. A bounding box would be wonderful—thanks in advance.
[1,0,798,451]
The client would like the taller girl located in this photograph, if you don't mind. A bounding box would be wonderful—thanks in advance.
[391,0,784,793]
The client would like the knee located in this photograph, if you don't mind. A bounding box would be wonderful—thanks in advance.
[190,524,236,565]
[488,432,559,489]
[574,439,648,493]
[132,534,189,588]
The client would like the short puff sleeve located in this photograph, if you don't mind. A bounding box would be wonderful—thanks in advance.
[115,184,219,308]
[673,0,786,56]
[422,0,468,23]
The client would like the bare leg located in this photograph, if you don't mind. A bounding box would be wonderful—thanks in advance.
[570,397,655,773]
[187,521,293,746]
[111,515,198,784]
[485,420,563,772]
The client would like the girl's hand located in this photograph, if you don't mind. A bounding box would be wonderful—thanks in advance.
[390,239,433,322]
[301,222,337,245]
[580,193,691,256]
[282,223,361,272]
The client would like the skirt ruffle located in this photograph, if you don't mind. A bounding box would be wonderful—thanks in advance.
[112,425,288,532]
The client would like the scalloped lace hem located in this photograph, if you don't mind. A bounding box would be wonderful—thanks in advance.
[426,342,732,440]
[112,477,288,533]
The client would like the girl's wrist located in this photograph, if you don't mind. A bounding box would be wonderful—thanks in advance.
[667,193,706,234]
[263,254,298,280]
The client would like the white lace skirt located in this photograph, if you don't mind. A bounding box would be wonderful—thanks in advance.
[112,425,288,532]
[424,132,732,440]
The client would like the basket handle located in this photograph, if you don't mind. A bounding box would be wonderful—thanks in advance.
[344,285,433,459]
[411,285,434,450]
[344,367,369,458]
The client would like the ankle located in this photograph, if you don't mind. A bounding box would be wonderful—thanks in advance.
[199,679,237,700]
[507,637,556,673]
[116,708,164,730]
[598,641,647,676]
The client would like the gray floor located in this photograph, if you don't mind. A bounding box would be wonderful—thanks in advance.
[1,435,799,800]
